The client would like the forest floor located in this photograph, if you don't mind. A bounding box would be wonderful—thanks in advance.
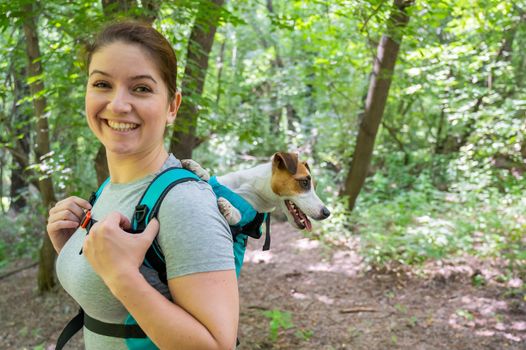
[0,221,525,350]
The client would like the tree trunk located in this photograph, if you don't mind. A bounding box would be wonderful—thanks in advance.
[10,158,28,211]
[170,0,225,159]
[22,4,58,292]
[342,0,413,211]
[9,69,31,212]
[94,145,109,186]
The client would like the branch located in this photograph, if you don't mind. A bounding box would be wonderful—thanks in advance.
[382,119,409,164]
[0,262,38,280]
[360,0,387,32]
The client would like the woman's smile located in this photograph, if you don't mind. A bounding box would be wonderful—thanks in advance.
[105,119,140,132]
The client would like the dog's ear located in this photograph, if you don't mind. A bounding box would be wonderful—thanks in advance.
[272,152,298,174]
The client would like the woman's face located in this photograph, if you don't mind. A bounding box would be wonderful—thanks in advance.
[85,41,180,158]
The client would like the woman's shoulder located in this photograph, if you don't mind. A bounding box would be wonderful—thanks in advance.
[166,179,214,198]
[159,179,218,213]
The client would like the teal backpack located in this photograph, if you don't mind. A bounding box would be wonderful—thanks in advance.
[56,167,270,349]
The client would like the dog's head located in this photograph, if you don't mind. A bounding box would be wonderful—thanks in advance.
[270,152,330,231]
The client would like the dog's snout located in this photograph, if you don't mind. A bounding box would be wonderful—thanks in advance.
[321,207,331,219]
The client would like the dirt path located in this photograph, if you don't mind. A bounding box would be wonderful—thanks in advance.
[1,222,524,349]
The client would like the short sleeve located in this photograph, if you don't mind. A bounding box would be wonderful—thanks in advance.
[156,180,235,280]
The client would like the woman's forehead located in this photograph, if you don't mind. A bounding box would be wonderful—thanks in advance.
[89,41,162,77]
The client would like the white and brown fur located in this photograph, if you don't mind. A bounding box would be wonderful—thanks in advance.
[182,152,330,231]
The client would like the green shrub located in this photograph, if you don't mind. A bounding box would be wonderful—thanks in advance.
[262,309,294,342]
[318,162,525,275]
[0,204,45,267]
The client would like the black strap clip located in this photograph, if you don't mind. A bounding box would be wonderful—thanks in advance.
[88,192,97,205]
[134,204,149,231]
[262,214,271,251]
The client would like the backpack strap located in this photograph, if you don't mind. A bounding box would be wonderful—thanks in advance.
[132,167,201,231]
[55,309,84,350]
[263,213,271,251]
[131,167,201,283]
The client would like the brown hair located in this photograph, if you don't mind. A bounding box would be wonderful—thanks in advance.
[86,20,178,101]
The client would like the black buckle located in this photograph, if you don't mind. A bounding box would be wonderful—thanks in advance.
[134,204,149,231]
[88,192,97,205]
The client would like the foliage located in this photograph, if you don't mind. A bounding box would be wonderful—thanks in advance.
[0,0,525,277]
[262,309,295,342]
[329,158,526,275]
[0,201,45,268]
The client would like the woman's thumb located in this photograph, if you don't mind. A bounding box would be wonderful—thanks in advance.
[141,218,160,244]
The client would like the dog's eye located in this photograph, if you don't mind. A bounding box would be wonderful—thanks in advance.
[298,179,310,190]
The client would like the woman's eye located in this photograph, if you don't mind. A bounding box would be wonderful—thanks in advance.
[134,85,152,93]
[92,81,110,88]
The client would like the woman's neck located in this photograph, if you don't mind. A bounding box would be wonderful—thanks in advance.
[106,146,169,184]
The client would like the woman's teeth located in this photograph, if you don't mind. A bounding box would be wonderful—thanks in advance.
[107,120,139,131]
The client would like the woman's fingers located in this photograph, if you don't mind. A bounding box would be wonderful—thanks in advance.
[47,219,80,232]
[101,211,131,231]
[140,218,159,245]
[118,213,131,231]
[48,208,82,226]
[49,196,91,220]
[47,196,91,253]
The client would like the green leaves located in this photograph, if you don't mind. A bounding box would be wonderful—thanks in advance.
[262,309,295,342]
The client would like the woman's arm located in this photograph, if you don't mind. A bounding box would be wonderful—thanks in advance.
[110,268,239,350]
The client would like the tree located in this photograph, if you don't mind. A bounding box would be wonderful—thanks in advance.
[8,67,31,212]
[342,0,413,211]
[170,0,225,159]
[22,3,58,292]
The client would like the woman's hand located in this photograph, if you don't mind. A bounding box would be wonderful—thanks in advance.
[47,196,92,253]
[82,212,159,291]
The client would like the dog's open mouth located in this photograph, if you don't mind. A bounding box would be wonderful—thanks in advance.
[285,200,312,231]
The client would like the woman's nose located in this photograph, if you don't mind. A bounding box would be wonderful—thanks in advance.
[108,89,132,114]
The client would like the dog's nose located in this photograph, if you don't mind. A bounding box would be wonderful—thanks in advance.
[321,207,331,219]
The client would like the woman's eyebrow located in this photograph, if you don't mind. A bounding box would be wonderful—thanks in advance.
[89,69,110,77]
[89,70,157,84]
[131,75,157,84]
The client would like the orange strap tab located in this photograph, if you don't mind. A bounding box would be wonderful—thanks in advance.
[80,210,92,229]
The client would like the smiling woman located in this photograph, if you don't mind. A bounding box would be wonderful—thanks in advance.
[46,21,239,350]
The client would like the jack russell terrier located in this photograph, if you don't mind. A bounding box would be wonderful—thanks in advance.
[182,152,330,231]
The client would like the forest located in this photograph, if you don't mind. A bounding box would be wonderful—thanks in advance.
[0,0,525,349]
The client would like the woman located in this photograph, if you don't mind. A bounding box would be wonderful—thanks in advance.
[47,21,239,349]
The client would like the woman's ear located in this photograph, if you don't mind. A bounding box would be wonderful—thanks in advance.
[167,91,182,125]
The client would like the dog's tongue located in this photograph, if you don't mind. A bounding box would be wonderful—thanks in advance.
[304,218,312,232]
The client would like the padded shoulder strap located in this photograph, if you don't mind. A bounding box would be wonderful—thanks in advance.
[132,167,201,231]
[132,167,201,283]
[88,177,111,205]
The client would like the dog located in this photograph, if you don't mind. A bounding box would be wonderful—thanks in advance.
[182,152,330,231]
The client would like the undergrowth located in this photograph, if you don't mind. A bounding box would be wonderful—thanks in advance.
[0,204,45,269]
[318,165,526,277]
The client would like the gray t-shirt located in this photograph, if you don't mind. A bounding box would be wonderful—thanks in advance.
[56,155,235,349]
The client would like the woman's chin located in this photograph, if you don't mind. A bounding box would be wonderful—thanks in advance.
[103,144,137,157]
